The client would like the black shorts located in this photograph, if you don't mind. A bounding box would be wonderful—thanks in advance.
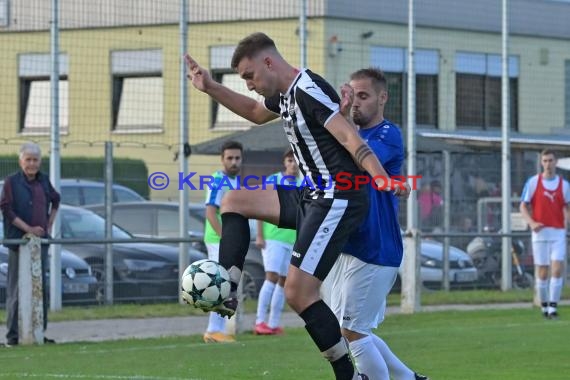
[276,185,368,280]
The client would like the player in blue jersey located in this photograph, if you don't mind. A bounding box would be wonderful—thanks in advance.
[185,33,406,380]
[202,140,243,343]
[323,68,428,380]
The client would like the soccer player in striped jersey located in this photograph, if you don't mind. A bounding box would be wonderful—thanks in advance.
[185,32,405,380]
[322,68,428,380]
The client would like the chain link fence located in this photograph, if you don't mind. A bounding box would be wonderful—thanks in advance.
[1,0,570,306]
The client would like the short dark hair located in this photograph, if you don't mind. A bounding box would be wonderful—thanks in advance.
[350,67,387,93]
[541,149,556,158]
[231,32,277,69]
[283,148,294,160]
[221,140,243,156]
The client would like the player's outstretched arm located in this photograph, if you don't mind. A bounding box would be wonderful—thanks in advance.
[184,53,277,125]
[326,113,407,194]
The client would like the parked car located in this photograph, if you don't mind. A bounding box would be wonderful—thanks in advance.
[0,221,98,305]
[0,179,145,208]
[58,179,146,206]
[85,201,266,299]
[398,231,478,290]
[58,205,207,302]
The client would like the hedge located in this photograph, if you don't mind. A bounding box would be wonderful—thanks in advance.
[0,155,149,199]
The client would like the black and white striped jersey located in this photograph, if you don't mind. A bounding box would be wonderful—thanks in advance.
[264,69,363,198]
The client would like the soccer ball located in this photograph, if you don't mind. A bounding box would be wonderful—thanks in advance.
[181,259,231,309]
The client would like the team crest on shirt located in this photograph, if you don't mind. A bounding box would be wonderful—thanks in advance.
[283,100,299,144]
[288,100,296,118]
[284,120,299,144]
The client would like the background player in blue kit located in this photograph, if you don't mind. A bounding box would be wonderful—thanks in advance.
[202,141,243,343]
[323,68,428,380]
[185,33,405,380]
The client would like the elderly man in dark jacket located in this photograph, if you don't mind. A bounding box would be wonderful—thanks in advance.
[0,142,60,347]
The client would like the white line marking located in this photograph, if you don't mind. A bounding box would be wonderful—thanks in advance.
[0,374,201,380]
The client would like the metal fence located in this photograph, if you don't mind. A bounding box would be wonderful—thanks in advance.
[1,0,570,310]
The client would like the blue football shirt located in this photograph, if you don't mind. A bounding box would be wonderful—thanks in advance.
[342,120,404,267]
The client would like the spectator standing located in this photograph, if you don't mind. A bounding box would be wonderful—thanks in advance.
[1,142,60,347]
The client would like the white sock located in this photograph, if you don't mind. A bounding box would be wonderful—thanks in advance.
[536,279,549,305]
[549,277,563,305]
[349,335,389,380]
[255,280,275,325]
[206,312,226,333]
[268,284,285,328]
[370,334,415,380]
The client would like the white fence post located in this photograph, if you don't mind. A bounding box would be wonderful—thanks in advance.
[18,235,44,345]
[401,229,421,314]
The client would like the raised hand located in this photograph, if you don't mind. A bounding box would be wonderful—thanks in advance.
[339,83,354,118]
[184,53,213,92]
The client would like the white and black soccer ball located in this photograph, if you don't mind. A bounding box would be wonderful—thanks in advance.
[181,259,231,308]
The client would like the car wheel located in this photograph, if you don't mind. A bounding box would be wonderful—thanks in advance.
[241,263,264,300]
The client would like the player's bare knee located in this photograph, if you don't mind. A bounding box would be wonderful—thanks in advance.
[220,191,249,215]
[284,285,304,312]
[283,285,297,309]
[266,272,279,283]
[341,328,366,342]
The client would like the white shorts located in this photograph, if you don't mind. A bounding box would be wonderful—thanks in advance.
[532,236,567,266]
[262,240,292,277]
[321,253,398,335]
[206,243,220,262]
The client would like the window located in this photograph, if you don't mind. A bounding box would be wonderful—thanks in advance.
[83,187,105,206]
[18,53,69,134]
[370,47,439,128]
[111,49,163,133]
[0,0,8,27]
[113,209,155,236]
[455,52,519,130]
[114,188,145,202]
[157,209,180,237]
[60,186,81,206]
[210,46,261,130]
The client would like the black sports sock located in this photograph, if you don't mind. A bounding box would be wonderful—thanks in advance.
[300,300,355,380]
[218,212,250,291]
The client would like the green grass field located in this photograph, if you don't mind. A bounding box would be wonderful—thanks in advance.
[1,306,569,380]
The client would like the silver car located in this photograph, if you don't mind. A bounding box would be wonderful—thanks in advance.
[399,232,478,289]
